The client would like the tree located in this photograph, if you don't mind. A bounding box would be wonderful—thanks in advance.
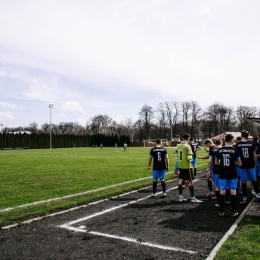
[139,104,154,140]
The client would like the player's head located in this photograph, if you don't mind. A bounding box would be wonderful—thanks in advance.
[225,134,234,143]
[204,139,213,147]
[236,136,242,142]
[174,135,180,141]
[182,133,190,141]
[189,137,194,142]
[253,137,258,142]
[241,130,249,139]
[156,139,162,145]
[215,139,222,145]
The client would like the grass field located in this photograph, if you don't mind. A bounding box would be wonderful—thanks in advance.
[1,146,259,259]
[0,146,208,226]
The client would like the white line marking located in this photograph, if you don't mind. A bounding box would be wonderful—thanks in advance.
[205,199,255,260]
[0,170,182,213]
[59,183,200,254]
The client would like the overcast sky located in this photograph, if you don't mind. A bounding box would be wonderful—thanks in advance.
[1,0,260,129]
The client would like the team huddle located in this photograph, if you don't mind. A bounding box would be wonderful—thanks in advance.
[148,130,260,217]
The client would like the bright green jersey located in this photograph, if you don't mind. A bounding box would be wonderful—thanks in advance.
[176,142,193,169]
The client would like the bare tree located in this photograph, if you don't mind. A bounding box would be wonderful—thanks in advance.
[190,101,202,139]
[139,104,154,140]
[90,115,113,134]
[181,101,192,134]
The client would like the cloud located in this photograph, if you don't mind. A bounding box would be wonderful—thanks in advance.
[0,102,17,109]
[60,101,84,112]
[0,111,14,120]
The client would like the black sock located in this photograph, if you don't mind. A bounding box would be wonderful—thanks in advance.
[216,190,220,204]
[231,195,236,213]
[225,189,230,201]
[208,180,212,192]
[219,194,225,212]
[153,182,157,194]
[161,181,166,193]
[194,168,197,177]
[242,183,247,198]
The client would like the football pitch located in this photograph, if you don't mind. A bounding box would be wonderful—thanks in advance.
[0,147,208,227]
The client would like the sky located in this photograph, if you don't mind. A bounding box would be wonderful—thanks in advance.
[1,0,260,130]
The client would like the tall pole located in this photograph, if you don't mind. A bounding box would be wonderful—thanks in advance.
[49,104,53,149]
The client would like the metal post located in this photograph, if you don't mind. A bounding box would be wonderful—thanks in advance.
[49,104,53,149]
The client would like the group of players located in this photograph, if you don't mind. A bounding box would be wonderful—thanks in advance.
[148,130,260,217]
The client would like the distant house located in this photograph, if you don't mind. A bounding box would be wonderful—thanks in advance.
[7,131,31,135]
[211,132,253,141]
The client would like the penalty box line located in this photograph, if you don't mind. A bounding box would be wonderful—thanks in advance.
[59,182,199,254]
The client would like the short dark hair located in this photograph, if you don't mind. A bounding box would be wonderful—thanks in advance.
[183,133,190,140]
[216,139,222,145]
[156,139,161,144]
[237,136,242,141]
[225,134,234,143]
[241,130,249,138]
[189,137,194,141]
[204,139,213,145]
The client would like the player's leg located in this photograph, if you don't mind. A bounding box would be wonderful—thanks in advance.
[230,179,239,217]
[219,179,227,216]
[178,169,187,201]
[239,169,248,204]
[159,170,166,197]
[205,171,214,197]
[151,171,159,197]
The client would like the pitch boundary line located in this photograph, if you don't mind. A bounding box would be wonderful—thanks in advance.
[59,184,197,254]
[0,164,208,213]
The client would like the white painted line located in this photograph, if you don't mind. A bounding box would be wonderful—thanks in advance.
[0,170,186,213]
[205,198,255,260]
[89,231,197,254]
[59,224,197,254]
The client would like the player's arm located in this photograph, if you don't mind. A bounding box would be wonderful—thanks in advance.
[236,157,242,167]
[165,154,169,171]
[253,151,257,167]
[148,156,153,171]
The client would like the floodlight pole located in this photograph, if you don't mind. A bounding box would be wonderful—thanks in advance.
[49,104,53,149]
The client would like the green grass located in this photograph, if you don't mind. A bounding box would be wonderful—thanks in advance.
[2,146,259,258]
[215,216,260,260]
[0,146,208,226]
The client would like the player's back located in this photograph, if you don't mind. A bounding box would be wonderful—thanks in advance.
[176,143,192,169]
[235,141,255,169]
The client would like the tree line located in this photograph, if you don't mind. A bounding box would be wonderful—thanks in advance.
[0,132,130,149]
[2,101,260,142]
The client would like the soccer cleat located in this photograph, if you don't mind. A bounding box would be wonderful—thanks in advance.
[151,193,156,198]
[161,193,166,197]
[205,192,214,198]
[218,212,225,217]
[215,203,220,208]
[252,188,256,196]
[256,193,260,199]
[191,198,202,203]
[179,197,187,202]
[240,199,247,205]
[231,212,239,217]
[225,201,230,205]
[182,180,189,189]
[211,196,217,200]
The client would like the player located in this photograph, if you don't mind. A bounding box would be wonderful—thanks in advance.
[189,137,201,178]
[235,130,260,204]
[148,139,169,197]
[176,133,202,203]
[100,143,104,150]
[123,143,127,152]
[198,139,215,198]
[215,134,241,217]
[256,134,260,196]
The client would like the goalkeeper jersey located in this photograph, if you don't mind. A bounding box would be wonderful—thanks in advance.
[176,142,193,169]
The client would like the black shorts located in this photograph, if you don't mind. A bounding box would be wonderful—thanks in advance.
[179,168,193,181]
